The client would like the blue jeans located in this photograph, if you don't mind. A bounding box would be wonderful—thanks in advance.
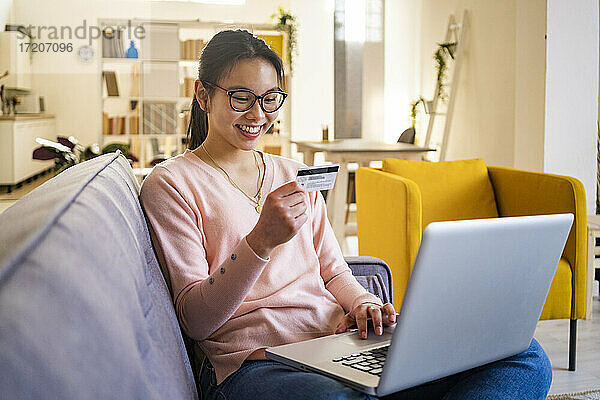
[198,338,552,400]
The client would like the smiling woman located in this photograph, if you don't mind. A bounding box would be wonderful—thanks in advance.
[139,29,396,398]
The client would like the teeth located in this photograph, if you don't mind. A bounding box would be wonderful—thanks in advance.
[238,124,261,134]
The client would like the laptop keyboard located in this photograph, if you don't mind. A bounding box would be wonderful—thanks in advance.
[332,345,389,376]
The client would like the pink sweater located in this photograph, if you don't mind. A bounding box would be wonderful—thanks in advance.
[139,149,381,384]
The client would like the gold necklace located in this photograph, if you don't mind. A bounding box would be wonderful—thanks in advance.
[201,144,264,213]
[251,151,262,198]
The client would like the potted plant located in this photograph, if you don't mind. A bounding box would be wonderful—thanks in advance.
[272,7,298,74]
[33,136,138,175]
[409,96,427,129]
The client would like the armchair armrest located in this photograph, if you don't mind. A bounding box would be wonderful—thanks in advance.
[355,168,422,307]
[488,166,587,318]
[345,256,393,304]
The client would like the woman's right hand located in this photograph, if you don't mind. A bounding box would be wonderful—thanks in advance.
[246,181,309,259]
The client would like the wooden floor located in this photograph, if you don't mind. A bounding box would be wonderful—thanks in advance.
[535,301,600,395]
[0,172,53,214]
[2,179,599,396]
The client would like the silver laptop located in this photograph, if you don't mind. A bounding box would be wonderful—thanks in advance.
[266,214,573,396]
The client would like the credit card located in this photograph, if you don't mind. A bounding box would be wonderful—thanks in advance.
[296,164,339,192]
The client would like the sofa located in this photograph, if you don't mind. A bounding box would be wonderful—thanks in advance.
[0,152,392,399]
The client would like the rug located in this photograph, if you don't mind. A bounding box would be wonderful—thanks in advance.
[547,389,600,400]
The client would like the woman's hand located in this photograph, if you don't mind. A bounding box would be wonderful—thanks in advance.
[246,181,309,259]
[335,302,397,339]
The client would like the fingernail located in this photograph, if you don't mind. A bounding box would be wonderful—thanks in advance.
[335,325,344,333]
[361,332,367,339]
[376,326,382,335]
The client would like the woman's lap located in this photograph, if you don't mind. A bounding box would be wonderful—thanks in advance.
[200,359,374,400]
[199,339,552,400]
[384,338,552,400]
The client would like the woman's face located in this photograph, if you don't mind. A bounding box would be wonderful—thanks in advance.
[205,58,281,151]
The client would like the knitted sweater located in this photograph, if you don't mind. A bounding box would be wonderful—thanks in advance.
[139,149,381,384]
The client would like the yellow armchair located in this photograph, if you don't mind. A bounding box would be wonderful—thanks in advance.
[355,159,587,371]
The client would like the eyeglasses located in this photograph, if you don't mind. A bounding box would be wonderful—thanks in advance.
[203,81,287,113]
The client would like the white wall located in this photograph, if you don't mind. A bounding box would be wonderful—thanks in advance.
[361,0,385,143]
[383,0,422,143]
[362,40,385,142]
[0,0,14,32]
[514,0,546,172]
[545,0,598,212]
[289,0,334,143]
[417,0,518,166]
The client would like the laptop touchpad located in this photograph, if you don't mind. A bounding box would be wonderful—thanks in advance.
[340,327,394,347]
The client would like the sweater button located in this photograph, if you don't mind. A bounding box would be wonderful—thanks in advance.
[209,277,214,284]
[231,253,237,260]
[220,267,225,274]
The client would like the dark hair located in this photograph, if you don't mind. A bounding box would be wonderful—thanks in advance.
[186,29,285,149]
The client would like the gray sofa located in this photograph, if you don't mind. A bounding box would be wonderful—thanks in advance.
[0,152,392,399]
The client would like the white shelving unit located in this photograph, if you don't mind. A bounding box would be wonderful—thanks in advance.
[99,18,291,176]
[100,20,183,171]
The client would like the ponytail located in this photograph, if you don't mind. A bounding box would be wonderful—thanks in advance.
[186,29,285,150]
[187,98,208,149]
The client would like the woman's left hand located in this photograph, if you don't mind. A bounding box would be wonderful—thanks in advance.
[335,302,397,339]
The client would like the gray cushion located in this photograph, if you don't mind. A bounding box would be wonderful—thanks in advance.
[345,256,393,304]
[0,153,197,399]
[354,273,389,305]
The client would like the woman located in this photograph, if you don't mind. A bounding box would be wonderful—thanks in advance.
[139,30,552,400]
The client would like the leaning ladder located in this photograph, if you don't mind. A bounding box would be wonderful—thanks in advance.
[423,10,470,161]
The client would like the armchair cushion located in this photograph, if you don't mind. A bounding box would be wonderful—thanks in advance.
[382,158,498,228]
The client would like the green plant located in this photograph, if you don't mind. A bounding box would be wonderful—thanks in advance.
[409,96,427,129]
[408,41,456,130]
[434,41,456,101]
[101,142,130,155]
[272,7,298,74]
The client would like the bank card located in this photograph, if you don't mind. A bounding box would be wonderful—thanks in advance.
[296,164,339,192]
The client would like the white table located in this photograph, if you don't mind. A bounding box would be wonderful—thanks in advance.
[293,139,435,247]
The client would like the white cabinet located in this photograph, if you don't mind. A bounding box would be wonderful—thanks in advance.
[0,31,32,90]
[0,116,55,185]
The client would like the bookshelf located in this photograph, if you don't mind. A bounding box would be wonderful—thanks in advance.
[99,18,291,175]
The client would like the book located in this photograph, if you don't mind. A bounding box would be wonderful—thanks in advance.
[102,71,119,97]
